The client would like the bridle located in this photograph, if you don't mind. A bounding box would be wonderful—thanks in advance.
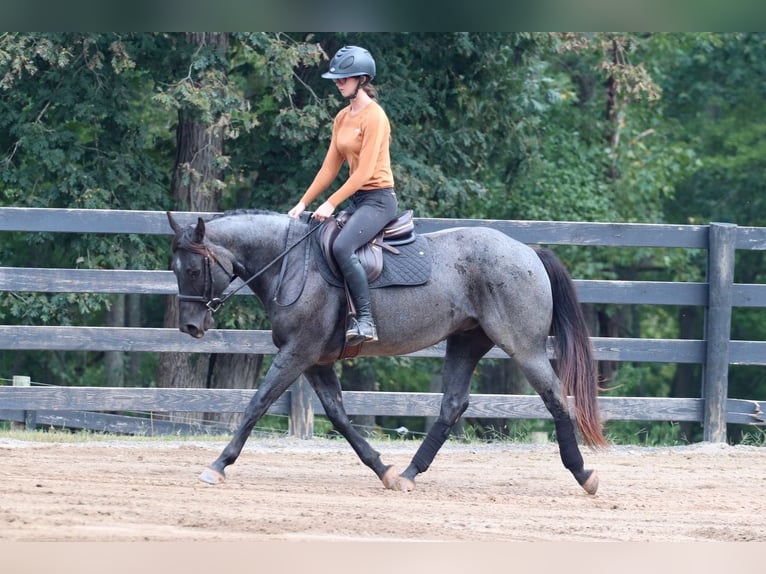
[175,219,322,314]
[176,246,235,313]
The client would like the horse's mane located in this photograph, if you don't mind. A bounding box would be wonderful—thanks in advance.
[172,208,299,253]
[214,208,283,220]
[217,208,313,233]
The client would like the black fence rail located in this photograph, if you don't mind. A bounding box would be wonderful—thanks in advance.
[1,207,765,441]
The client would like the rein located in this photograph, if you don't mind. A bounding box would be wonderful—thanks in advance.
[178,218,322,313]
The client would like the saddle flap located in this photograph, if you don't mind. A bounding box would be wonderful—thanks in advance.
[357,234,384,282]
[319,217,384,282]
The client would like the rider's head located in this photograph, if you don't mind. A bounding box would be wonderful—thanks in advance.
[322,45,377,100]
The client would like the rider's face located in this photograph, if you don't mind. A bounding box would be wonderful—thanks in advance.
[334,77,359,98]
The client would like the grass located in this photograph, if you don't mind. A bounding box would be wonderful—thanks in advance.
[740,427,766,446]
[603,420,692,446]
[0,427,235,443]
[1,419,763,447]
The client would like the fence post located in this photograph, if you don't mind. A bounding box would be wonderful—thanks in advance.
[289,376,314,439]
[11,375,36,431]
[702,222,736,443]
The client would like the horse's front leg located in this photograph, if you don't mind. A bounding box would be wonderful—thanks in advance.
[199,352,307,484]
[304,365,393,483]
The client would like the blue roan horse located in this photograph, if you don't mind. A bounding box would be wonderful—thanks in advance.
[167,210,607,495]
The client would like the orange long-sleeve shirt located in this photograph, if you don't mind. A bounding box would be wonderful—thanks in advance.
[300,100,394,208]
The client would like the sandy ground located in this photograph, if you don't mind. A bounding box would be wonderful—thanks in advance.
[1,436,764,542]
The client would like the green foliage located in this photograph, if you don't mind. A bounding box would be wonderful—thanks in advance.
[604,421,693,446]
[659,33,766,406]
[738,426,766,446]
[0,33,173,343]
[605,362,673,399]
[0,34,172,210]
[378,33,557,218]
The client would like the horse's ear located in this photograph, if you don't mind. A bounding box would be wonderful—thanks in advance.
[193,217,206,244]
[167,211,182,233]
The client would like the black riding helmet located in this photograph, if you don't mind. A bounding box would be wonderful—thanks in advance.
[322,45,376,81]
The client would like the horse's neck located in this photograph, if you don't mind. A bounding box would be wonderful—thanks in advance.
[207,213,297,285]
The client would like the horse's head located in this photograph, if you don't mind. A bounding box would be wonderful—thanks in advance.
[167,212,236,338]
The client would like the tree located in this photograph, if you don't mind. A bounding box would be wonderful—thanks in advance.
[0,33,325,398]
[659,33,766,436]
[0,33,174,386]
[153,33,327,427]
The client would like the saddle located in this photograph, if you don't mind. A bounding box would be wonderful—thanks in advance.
[319,209,416,282]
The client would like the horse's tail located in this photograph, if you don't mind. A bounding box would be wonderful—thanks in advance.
[535,247,608,448]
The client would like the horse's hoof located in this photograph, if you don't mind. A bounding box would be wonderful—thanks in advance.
[198,467,225,484]
[581,469,599,495]
[381,467,415,492]
[395,476,415,492]
[381,466,399,489]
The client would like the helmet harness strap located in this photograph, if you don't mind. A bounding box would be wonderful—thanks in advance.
[346,76,368,100]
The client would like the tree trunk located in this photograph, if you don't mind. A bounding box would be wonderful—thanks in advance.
[597,38,624,384]
[104,294,125,387]
[605,36,621,182]
[671,305,702,441]
[597,305,631,385]
[205,353,264,430]
[126,293,142,384]
[156,32,264,428]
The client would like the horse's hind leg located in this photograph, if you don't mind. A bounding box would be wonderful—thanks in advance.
[517,353,598,494]
[394,330,494,492]
[304,364,393,482]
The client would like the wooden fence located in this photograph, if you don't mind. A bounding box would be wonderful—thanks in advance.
[1,207,765,442]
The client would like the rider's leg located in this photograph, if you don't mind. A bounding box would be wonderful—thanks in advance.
[332,189,397,344]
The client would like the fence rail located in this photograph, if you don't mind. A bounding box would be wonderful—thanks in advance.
[2,207,766,442]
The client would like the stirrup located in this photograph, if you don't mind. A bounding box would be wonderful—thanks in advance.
[345,317,378,344]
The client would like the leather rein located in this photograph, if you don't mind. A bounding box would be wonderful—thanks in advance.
[176,219,322,314]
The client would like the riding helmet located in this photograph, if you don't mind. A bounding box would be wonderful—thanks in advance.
[321,46,376,81]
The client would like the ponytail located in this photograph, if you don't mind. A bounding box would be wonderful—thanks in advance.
[362,83,377,100]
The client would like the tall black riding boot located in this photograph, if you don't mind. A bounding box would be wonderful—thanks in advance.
[342,256,378,345]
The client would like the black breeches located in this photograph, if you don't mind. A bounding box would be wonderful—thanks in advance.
[332,188,398,276]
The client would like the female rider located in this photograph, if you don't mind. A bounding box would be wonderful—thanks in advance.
[287,45,397,345]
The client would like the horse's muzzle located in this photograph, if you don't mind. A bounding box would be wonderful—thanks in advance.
[179,307,213,338]
[181,323,206,338]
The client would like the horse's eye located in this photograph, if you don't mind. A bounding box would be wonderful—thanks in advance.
[188,268,201,279]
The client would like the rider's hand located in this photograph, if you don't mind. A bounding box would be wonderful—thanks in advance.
[287,201,306,219]
[311,201,335,222]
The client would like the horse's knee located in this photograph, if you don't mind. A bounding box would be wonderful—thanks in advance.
[441,396,469,425]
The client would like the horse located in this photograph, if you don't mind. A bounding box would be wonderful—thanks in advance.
[167,209,607,495]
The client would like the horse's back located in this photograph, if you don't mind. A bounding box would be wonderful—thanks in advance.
[380,226,551,327]
[423,226,547,286]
